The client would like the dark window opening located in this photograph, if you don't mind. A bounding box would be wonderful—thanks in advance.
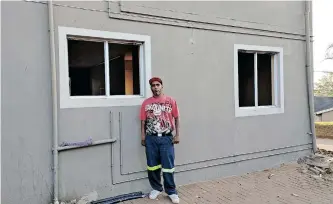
[67,39,140,97]
[257,54,273,106]
[108,43,140,96]
[238,52,255,107]
[68,40,105,96]
[238,51,273,107]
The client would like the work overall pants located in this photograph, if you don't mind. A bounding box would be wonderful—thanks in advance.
[145,135,177,195]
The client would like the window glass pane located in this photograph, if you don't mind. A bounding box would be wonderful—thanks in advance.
[257,54,273,106]
[238,52,255,107]
[108,43,140,95]
[68,39,105,96]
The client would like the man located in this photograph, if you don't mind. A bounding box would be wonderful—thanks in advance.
[140,77,180,204]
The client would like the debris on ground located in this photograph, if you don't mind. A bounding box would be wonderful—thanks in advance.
[58,191,98,204]
[297,149,333,181]
[77,191,98,204]
[61,200,76,204]
[317,148,333,157]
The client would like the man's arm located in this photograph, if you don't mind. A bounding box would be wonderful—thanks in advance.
[141,120,146,146]
[172,99,180,144]
[175,117,180,136]
[173,117,180,144]
[140,102,146,146]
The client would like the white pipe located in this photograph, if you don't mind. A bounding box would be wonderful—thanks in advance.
[305,1,317,153]
[47,0,59,203]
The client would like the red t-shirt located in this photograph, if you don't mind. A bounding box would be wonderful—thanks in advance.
[140,95,179,135]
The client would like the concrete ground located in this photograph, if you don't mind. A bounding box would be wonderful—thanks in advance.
[121,163,333,204]
[317,138,333,151]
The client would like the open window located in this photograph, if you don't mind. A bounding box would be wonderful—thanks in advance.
[58,27,152,108]
[234,44,284,117]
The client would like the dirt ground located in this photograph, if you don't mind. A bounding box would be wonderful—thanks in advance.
[120,162,333,204]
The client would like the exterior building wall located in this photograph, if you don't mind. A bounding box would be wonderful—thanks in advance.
[2,1,313,203]
[322,111,333,121]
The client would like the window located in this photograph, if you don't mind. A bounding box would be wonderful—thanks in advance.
[58,27,152,108]
[234,44,284,117]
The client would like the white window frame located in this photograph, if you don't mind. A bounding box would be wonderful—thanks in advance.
[58,26,152,109]
[234,44,284,117]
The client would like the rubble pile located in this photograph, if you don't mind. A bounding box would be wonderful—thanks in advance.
[316,148,333,157]
[297,152,333,181]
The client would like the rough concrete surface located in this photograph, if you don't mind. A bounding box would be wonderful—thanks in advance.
[119,163,333,204]
[60,191,98,204]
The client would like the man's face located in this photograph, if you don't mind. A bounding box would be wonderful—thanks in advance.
[151,81,163,96]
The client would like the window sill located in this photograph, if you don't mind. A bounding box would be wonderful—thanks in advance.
[235,106,284,117]
[60,95,149,109]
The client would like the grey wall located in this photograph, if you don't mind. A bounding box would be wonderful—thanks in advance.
[1,1,53,204]
[315,111,333,122]
[322,111,333,121]
[119,1,305,34]
[2,1,313,203]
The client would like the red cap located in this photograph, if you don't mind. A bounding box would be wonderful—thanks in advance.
[149,77,163,85]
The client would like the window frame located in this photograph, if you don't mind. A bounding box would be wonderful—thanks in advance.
[234,44,284,117]
[58,26,152,109]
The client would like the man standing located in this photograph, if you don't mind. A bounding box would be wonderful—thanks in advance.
[140,77,180,204]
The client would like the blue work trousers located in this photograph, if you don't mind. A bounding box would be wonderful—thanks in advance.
[145,135,177,195]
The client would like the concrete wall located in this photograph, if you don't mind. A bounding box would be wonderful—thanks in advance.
[322,111,333,122]
[1,2,53,204]
[315,111,333,122]
[2,1,313,203]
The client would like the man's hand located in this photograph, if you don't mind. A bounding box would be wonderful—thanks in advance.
[141,135,146,146]
[141,120,146,146]
[173,135,180,144]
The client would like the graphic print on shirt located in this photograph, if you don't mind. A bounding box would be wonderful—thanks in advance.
[145,102,173,135]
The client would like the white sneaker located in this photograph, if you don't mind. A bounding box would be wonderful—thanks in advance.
[168,194,180,203]
[149,190,162,199]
